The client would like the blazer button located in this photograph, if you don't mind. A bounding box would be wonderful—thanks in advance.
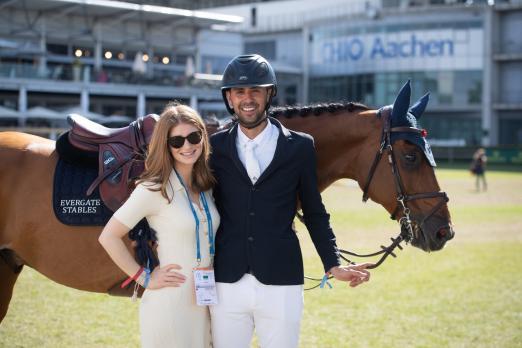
[248,236,254,242]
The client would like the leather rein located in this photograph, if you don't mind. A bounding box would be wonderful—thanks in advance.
[304,106,448,290]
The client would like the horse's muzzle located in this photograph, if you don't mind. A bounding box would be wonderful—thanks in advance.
[425,223,454,251]
[412,216,455,252]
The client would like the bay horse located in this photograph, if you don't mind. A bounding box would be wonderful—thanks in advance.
[0,81,454,323]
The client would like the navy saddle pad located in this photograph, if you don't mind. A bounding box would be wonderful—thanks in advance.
[53,158,113,226]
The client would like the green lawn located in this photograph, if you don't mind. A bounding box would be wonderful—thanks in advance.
[1,168,521,347]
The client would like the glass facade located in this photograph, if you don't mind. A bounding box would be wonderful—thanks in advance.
[499,113,522,146]
[309,70,482,108]
[244,41,276,60]
[309,70,483,144]
[420,114,482,146]
[201,55,232,74]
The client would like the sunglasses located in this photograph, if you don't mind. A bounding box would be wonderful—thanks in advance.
[167,131,203,149]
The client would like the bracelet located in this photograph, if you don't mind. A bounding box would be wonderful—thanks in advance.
[320,273,333,289]
[135,267,151,288]
[120,266,144,289]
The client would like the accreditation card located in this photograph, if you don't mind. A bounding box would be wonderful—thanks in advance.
[193,268,218,306]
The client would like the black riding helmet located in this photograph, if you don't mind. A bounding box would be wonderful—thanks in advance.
[221,54,277,115]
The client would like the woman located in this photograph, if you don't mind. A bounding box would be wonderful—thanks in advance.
[99,103,220,347]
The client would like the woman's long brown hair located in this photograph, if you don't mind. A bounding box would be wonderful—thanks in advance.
[137,102,215,202]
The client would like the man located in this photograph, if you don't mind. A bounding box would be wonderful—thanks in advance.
[209,54,371,348]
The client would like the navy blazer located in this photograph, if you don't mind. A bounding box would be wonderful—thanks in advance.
[210,117,341,285]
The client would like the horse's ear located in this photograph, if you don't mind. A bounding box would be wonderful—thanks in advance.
[391,80,411,120]
[409,93,430,119]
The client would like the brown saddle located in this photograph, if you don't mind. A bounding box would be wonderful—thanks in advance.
[67,113,159,211]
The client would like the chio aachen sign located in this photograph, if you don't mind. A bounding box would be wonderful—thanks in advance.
[311,28,483,74]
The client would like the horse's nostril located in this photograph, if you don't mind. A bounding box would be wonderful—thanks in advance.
[437,227,448,240]
[437,225,454,240]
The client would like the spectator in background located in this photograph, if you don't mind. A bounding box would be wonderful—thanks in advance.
[72,58,82,82]
[470,148,487,191]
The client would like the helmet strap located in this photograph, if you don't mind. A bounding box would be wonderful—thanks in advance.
[265,95,274,113]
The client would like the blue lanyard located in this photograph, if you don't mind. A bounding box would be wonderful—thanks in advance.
[200,192,214,256]
[174,170,214,264]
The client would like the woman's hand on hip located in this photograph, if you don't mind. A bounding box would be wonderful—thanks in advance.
[147,264,186,289]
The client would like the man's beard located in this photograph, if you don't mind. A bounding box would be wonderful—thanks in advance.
[236,107,267,129]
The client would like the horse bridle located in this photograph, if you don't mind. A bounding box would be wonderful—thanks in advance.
[361,106,449,242]
[304,107,449,290]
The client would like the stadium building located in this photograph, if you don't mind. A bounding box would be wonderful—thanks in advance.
[0,0,521,162]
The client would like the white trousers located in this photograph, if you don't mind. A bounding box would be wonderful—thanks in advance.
[210,274,304,348]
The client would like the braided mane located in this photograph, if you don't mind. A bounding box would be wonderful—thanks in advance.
[269,102,370,119]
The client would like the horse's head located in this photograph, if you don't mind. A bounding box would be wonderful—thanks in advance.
[362,81,454,252]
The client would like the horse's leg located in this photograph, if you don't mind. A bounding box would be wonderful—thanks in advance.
[0,250,24,323]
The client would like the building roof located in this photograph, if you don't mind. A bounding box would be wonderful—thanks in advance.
[4,0,243,25]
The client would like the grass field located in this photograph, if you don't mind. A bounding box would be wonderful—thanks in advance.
[1,167,521,348]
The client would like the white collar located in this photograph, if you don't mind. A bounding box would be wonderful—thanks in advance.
[237,120,275,148]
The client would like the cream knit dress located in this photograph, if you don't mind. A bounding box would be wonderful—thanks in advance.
[113,170,220,348]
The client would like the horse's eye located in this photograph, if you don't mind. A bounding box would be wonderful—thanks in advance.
[405,153,416,162]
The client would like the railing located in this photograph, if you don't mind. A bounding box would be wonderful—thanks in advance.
[0,62,217,88]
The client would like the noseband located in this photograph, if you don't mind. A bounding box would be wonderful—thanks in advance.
[361,106,449,244]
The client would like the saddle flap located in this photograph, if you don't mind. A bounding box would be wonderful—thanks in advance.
[95,142,142,211]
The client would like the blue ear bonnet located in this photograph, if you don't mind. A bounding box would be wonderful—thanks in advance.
[386,81,436,167]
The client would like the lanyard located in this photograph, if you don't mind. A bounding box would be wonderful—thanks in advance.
[174,170,214,265]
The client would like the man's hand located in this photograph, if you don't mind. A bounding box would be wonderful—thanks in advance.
[328,263,373,287]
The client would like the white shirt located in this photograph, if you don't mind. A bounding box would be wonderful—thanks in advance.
[236,120,279,181]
